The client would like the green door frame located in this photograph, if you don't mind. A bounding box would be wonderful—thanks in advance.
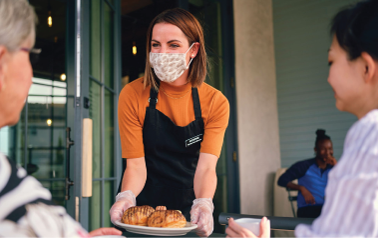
[77,0,122,230]
[218,0,240,215]
[65,0,78,219]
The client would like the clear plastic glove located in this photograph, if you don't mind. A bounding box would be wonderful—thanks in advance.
[190,198,214,237]
[109,190,136,224]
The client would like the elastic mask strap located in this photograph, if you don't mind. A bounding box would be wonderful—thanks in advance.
[185,42,196,54]
[185,42,196,69]
[186,58,194,69]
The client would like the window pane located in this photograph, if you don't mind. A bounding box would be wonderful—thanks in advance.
[90,80,102,179]
[1,107,26,166]
[89,181,101,231]
[104,180,115,227]
[26,78,67,180]
[90,0,101,80]
[105,90,114,178]
[41,181,66,207]
[104,3,114,89]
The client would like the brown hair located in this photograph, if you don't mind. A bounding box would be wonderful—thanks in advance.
[143,8,207,90]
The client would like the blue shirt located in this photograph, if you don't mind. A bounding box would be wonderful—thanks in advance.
[278,158,333,208]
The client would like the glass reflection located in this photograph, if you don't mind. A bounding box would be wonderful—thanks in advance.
[26,77,67,179]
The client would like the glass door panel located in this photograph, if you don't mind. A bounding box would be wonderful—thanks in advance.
[27,78,67,205]
[104,181,115,227]
[87,0,118,230]
[0,108,26,166]
[90,80,102,179]
[90,0,101,80]
[105,90,115,178]
[89,181,102,230]
[0,0,71,209]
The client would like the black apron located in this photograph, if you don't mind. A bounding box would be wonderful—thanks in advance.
[119,85,204,221]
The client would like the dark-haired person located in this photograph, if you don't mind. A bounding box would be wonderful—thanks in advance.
[0,0,121,236]
[109,8,229,237]
[277,129,336,218]
[226,0,378,237]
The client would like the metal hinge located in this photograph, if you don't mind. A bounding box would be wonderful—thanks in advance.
[232,151,237,162]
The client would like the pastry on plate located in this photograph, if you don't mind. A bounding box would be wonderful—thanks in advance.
[147,210,186,228]
[121,205,155,226]
[155,206,167,210]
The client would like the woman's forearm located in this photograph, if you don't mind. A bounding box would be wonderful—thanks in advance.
[286,181,304,192]
[193,153,218,198]
[121,157,147,196]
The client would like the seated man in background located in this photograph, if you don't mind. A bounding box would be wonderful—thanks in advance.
[277,129,336,218]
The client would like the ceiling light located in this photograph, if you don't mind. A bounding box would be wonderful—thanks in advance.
[132,42,137,55]
[48,9,52,27]
[60,74,66,81]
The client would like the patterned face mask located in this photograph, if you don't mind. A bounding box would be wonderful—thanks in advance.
[149,43,195,83]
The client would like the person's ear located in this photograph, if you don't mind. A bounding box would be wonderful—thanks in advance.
[361,52,377,84]
[314,147,317,155]
[190,42,200,59]
[0,45,8,92]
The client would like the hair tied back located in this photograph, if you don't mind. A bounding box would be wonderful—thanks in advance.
[316,129,326,136]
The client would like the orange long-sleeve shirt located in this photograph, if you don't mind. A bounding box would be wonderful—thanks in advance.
[118,77,229,159]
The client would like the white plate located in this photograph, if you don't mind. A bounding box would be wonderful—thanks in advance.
[114,220,198,236]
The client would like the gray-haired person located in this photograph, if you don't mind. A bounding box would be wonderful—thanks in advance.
[0,0,121,236]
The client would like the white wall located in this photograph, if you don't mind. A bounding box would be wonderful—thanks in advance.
[233,0,281,216]
[272,0,358,168]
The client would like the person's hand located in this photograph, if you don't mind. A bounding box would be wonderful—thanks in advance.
[89,227,122,237]
[190,198,214,237]
[326,155,337,166]
[300,187,315,204]
[226,217,270,238]
[109,190,136,224]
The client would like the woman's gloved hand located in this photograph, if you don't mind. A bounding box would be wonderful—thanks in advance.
[190,198,214,237]
[109,190,136,224]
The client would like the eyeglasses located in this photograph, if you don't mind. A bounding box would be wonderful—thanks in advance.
[20,47,42,65]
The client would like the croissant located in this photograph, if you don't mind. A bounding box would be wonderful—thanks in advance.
[155,206,167,211]
[147,210,186,228]
[121,205,155,226]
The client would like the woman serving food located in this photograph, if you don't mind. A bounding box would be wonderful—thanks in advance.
[109,8,230,237]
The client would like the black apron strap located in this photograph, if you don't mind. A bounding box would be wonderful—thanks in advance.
[192,87,202,120]
[149,86,159,109]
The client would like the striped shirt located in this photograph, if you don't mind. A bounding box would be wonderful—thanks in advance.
[295,109,378,237]
[0,153,89,237]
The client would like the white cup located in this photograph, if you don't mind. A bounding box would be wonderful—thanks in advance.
[234,218,261,236]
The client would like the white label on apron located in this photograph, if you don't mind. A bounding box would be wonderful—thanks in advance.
[185,134,203,147]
